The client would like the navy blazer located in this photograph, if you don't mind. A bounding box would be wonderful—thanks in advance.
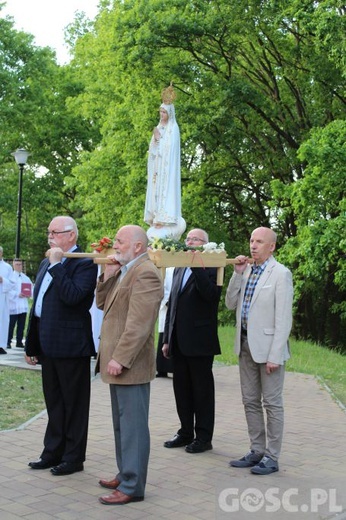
[25,247,98,358]
[163,267,221,357]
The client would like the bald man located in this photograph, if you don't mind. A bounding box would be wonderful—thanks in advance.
[95,225,163,506]
[225,227,293,475]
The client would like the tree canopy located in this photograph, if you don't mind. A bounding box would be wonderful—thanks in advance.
[0,0,345,349]
[0,6,99,270]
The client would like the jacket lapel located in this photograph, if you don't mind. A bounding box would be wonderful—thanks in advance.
[103,272,122,317]
[250,258,276,307]
[172,268,185,297]
[34,259,50,298]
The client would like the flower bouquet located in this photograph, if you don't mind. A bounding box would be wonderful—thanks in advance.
[61,236,115,265]
[89,236,116,264]
[148,237,227,269]
[90,236,114,253]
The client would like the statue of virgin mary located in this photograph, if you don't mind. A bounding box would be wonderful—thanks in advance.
[144,84,186,240]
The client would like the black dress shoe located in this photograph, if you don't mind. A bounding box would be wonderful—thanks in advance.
[185,439,213,453]
[50,461,84,476]
[164,434,193,448]
[29,458,60,470]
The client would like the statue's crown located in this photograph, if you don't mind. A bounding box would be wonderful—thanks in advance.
[161,82,176,105]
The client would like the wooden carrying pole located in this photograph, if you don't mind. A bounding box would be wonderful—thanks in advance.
[62,251,253,285]
[63,252,109,264]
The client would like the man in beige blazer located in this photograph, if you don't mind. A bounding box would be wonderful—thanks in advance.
[95,225,163,505]
[225,227,293,475]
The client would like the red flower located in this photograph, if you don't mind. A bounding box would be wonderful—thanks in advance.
[91,237,113,252]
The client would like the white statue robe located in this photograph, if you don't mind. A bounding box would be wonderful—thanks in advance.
[0,260,16,348]
[144,103,182,227]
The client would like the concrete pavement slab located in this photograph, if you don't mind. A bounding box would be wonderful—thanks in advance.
[0,349,345,519]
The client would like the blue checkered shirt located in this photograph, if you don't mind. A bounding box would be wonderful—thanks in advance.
[241,260,269,330]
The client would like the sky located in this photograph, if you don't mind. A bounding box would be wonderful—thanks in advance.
[1,0,100,63]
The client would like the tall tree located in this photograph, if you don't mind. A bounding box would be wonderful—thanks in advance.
[278,120,346,349]
[63,0,346,346]
[0,9,99,274]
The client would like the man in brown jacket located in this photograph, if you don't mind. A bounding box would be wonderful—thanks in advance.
[95,225,163,505]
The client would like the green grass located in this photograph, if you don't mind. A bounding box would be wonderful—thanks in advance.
[216,325,346,406]
[0,366,46,431]
[0,326,345,431]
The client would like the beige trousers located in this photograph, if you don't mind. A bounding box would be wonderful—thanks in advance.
[238,334,285,461]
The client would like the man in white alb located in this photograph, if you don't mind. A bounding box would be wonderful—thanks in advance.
[8,259,33,349]
[0,246,15,354]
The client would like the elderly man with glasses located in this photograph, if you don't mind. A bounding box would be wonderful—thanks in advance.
[25,215,98,476]
[162,228,222,453]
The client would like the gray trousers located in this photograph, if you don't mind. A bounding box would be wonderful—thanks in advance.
[239,335,285,461]
[109,383,150,497]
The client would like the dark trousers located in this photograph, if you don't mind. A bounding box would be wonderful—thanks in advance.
[8,313,27,346]
[40,356,91,464]
[172,345,215,443]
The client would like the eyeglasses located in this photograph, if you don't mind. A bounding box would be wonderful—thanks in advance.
[184,237,206,244]
[46,230,72,236]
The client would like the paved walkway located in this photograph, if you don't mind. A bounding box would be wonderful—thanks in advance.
[0,347,345,520]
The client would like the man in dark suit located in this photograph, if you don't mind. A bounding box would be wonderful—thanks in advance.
[25,216,98,476]
[162,228,221,453]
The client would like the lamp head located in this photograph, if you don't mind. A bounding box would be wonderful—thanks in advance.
[12,148,30,166]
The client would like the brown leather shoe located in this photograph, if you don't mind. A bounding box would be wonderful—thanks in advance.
[99,489,144,505]
[99,477,121,490]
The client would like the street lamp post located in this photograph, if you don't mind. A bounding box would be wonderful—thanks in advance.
[11,148,30,259]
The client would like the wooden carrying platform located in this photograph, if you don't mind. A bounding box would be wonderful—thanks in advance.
[147,250,252,285]
[63,249,252,286]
